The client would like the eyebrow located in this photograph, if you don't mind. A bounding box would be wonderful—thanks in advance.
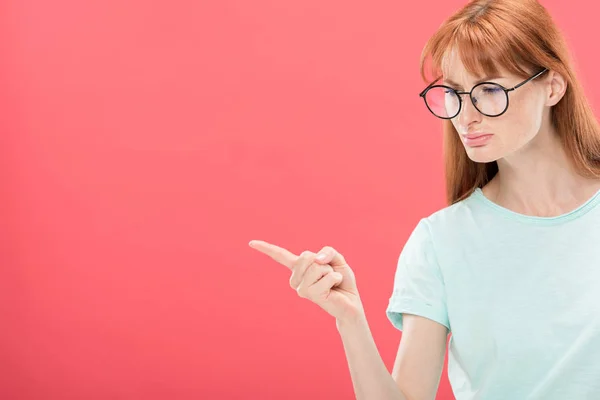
[443,76,504,89]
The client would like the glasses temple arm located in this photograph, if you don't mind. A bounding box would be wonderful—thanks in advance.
[509,68,549,91]
[419,76,443,97]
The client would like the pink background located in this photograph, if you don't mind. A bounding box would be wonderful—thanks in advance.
[1,0,598,398]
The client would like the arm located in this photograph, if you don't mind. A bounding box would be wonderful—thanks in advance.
[390,314,448,400]
[336,313,448,400]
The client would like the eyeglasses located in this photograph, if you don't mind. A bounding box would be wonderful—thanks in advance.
[418,68,548,119]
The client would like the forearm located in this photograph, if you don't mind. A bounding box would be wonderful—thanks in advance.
[336,313,406,400]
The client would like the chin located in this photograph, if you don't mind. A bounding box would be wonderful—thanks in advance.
[464,147,501,163]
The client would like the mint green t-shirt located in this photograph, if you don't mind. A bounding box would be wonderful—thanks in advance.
[386,187,600,399]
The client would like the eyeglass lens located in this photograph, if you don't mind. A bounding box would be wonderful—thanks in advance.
[424,83,507,118]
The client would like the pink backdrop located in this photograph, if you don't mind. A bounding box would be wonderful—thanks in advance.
[1,0,598,399]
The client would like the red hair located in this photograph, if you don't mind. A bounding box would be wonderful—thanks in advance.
[420,0,600,204]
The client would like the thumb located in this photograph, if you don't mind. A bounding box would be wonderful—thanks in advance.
[313,246,346,267]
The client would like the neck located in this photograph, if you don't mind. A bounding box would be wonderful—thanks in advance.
[485,126,600,217]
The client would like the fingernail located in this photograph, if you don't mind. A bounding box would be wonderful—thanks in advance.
[316,253,326,261]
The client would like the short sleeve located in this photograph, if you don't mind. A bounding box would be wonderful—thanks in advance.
[386,218,450,331]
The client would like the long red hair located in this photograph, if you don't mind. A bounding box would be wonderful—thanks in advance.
[420,0,600,204]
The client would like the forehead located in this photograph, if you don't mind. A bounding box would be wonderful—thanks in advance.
[441,47,510,83]
[439,46,526,84]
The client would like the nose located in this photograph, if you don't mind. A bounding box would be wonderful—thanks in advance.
[456,94,482,129]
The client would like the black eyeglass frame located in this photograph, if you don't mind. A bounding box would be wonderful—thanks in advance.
[418,68,549,119]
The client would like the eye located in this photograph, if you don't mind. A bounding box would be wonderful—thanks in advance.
[481,85,503,94]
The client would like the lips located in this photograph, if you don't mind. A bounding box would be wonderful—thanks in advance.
[462,132,493,139]
[461,132,493,147]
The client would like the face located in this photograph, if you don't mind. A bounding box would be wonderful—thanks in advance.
[441,49,550,163]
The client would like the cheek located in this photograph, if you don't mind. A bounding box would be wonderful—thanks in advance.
[448,94,543,149]
[514,106,542,137]
[495,95,543,142]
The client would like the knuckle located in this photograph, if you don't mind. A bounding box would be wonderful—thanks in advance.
[315,264,332,277]
[296,286,307,298]
[293,251,315,270]
[299,250,313,258]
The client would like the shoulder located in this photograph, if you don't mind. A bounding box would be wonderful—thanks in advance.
[422,191,479,231]
[400,197,473,252]
[408,191,483,253]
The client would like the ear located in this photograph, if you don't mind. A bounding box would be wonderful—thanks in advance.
[545,70,567,106]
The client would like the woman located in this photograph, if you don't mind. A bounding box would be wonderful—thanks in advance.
[249,0,600,398]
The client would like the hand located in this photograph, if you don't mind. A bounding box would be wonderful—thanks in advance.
[248,240,363,322]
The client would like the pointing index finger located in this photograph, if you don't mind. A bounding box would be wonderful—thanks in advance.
[249,240,298,270]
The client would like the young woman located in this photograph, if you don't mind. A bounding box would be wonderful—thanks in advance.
[249,0,600,398]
